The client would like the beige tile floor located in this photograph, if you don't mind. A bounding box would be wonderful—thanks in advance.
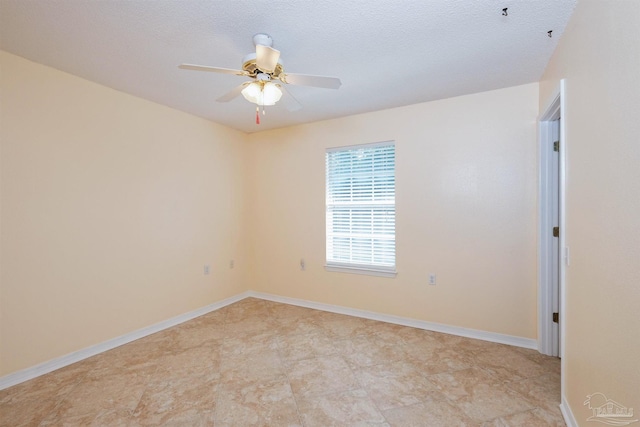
[0,298,564,426]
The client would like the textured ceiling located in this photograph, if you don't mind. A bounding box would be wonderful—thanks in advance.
[0,0,576,133]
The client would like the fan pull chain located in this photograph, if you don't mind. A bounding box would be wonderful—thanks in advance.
[255,106,260,125]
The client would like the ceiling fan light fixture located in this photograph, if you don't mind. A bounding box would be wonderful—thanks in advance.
[241,81,282,106]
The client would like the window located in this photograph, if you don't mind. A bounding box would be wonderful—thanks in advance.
[325,142,396,276]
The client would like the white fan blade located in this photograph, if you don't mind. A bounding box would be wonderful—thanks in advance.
[179,64,247,76]
[278,85,302,112]
[216,83,248,102]
[281,73,341,89]
[256,45,280,74]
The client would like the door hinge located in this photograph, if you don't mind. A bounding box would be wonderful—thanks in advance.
[553,312,559,323]
[553,226,559,237]
[553,141,559,152]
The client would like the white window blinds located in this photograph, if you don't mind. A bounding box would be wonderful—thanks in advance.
[325,142,396,273]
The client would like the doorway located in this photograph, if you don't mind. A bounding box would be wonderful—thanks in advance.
[538,80,566,358]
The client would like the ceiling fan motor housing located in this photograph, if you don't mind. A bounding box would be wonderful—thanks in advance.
[241,54,284,79]
[240,33,285,78]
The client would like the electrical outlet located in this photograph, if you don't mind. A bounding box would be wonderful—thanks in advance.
[300,258,305,271]
[204,265,211,275]
[428,273,436,285]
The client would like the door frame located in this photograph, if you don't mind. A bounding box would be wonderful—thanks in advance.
[538,79,567,358]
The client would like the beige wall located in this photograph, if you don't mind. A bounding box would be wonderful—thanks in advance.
[539,1,640,423]
[0,51,249,376]
[247,83,539,339]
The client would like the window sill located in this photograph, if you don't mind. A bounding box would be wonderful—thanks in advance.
[324,264,397,278]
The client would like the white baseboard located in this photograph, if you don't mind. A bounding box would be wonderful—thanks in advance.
[560,395,579,427]
[0,291,250,391]
[247,291,538,350]
[1,289,538,391]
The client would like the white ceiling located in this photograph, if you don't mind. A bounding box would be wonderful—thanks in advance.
[0,0,576,133]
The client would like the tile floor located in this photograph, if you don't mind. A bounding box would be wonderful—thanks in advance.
[0,298,564,426]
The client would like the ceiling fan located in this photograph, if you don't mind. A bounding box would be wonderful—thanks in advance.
[179,34,342,123]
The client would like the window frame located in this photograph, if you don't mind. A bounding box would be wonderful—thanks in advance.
[324,141,397,278]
